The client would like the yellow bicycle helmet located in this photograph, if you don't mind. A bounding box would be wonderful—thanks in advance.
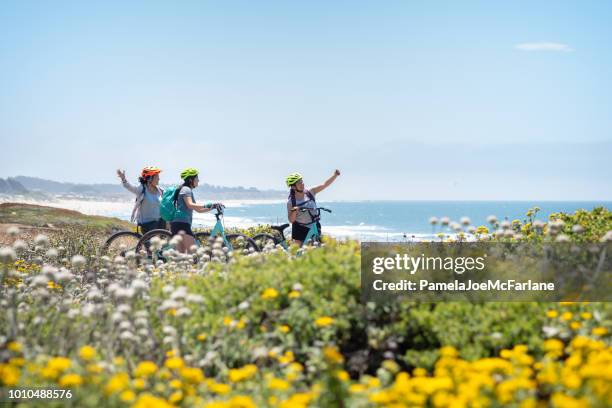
[286,172,302,187]
[180,168,199,180]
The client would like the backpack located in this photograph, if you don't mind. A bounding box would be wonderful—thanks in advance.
[289,189,315,208]
[160,185,185,222]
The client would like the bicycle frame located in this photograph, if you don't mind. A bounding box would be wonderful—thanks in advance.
[302,222,321,246]
[208,210,233,251]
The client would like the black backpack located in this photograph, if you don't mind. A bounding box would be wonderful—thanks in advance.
[289,188,315,208]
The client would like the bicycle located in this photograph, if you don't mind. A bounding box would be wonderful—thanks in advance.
[101,230,142,258]
[134,205,259,258]
[252,207,332,250]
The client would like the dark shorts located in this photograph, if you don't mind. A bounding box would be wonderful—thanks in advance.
[170,222,194,237]
[291,222,321,242]
[138,219,167,235]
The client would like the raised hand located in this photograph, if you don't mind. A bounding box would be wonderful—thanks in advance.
[116,169,126,181]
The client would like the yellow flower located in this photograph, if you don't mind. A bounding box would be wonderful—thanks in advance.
[279,325,291,333]
[133,393,174,408]
[561,312,573,321]
[135,361,158,377]
[268,377,291,390]
[592,327,608,336]
[439,346,458,358]
[570,321,582,330]
[278,351,295,365]
[169,390,183,404]
[349,383,367,393]
[413,367,427,377]
[9,358,25,367]
[47,357,71,372]
[133,378,146,389]
[105,372,129,395]
[223,316,233,326]
[544,339,564,353]
[315,316,334,327]
[287,362,303,373]
[197,333,207,341]
[58,373,83,388]
[78,345,96,361]
[7,341,22,353]
[236,317,247,330]
[580,312,592,320]
[261,288,279,299]
[165,357,185,370]
[113,356,125,366]
[229,364,257,382]
[170,379,182,389]
[0,364,20,386]
[229,395,257,408]
[288,290,301,298]
[546,310,558,318]
[87,363,103,374]
[336,370,350,381]
[208,381,231,394]
[120,390,136,402]
[323,346,344,364]
[180,367,205,384]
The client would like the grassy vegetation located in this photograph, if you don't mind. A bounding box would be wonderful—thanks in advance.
[0,202,132,233]
[0,205,610,407]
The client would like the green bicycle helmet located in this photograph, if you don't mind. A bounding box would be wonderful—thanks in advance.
[180,167,199,180]
[286,172,302,187]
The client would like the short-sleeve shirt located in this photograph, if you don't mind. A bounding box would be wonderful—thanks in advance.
[173,186,195,224]
[287,191,317,225]
[139,188,162,224]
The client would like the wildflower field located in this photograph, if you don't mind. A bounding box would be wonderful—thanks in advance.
[1,205,611,408]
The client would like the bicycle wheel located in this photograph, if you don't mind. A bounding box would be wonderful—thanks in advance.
[195,232,259,254]
[135,229,173,258]
[252,233,278,251]
[102,231,141,258]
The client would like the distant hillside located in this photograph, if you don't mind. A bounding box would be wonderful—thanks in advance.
[0,178,29,194]
[7,176,285,200]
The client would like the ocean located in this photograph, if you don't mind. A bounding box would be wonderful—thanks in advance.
[9,198,609,241]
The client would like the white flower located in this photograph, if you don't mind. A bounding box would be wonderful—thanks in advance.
[71,255,86,268]
[171,287,188,301]
[67,309,80,319]
[292,283,303,292]
[600,230,612,243]
[487,215,498,225]
[533,220,545,230]
[115,287,135,301]
[42,265,58,279]
[45,248,59,258]
[555,234,571,243]
[7,226,20,237]
[13,240,27,252]
[238,301,250,310]
[162,285,175,295]
[117,304,132,314]
[134,317,149,328]
[118,321,133,331]
[571,225,584,234]
[131,279,147,293]
[30,275,48,288]
[81,303,96,317]
[186,294,204,304]
[176,307,191,317]
[0,247,17,263]
[429,217,438,225]
[134,311,149,319]
[113,256,125,264]
[158,299,180,312]
[125,251,136,260]
[440,217,450,226]
[56,271,74,283]
[162,326,177,335]
[460,217,471,226]
[34,234,49,247]
[119,331,135,341]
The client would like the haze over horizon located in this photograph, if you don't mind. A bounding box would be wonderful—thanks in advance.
[1,1,611,200]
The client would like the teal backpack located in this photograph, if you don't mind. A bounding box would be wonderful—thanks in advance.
[160,185,187,222]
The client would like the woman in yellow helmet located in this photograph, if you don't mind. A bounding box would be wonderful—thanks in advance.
[117,166,166,235]
[286,169,340,246]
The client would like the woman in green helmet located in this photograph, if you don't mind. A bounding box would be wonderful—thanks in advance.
[171,168,220,253]
[286,169,340,246]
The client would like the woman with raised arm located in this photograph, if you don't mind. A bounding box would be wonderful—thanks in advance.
[286,169,340,246]
[117,167,166,234]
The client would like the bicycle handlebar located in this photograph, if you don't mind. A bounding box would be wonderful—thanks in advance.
[299,207,332,213]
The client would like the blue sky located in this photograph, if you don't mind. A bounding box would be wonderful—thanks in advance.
[1,1,611,200]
